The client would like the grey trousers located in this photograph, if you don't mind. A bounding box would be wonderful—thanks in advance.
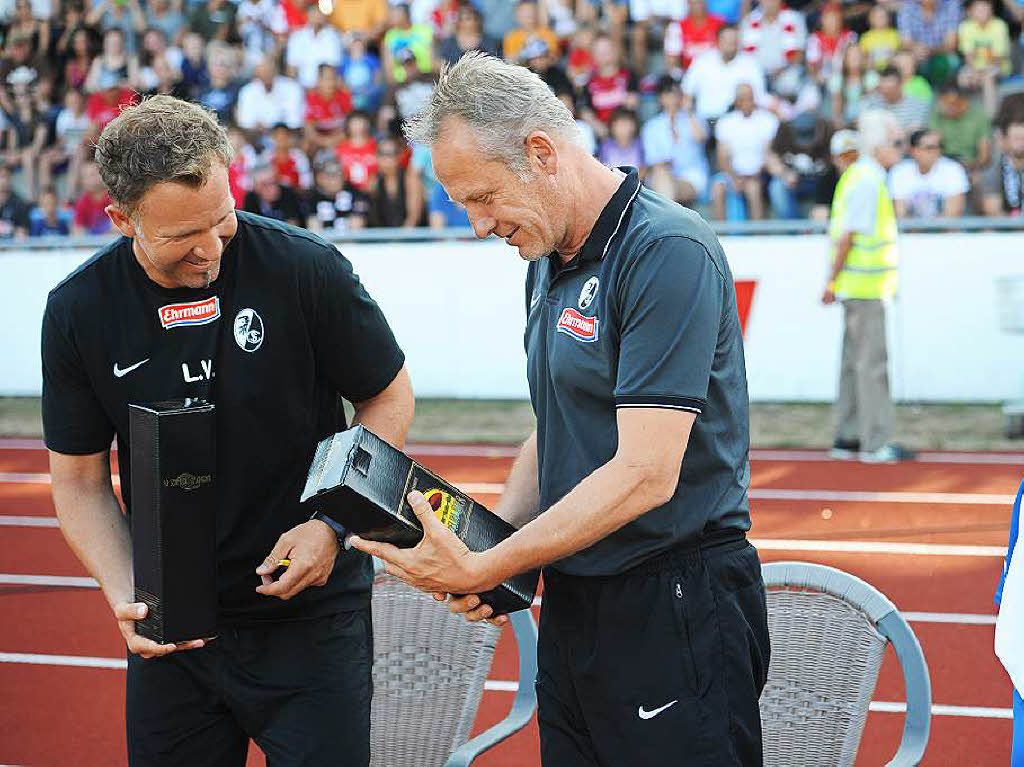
[834,298,892,452]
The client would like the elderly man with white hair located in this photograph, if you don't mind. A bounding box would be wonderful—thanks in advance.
[823,111,916,463]
[350,52,770,766]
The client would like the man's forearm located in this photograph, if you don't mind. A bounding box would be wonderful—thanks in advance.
[53,483,134,609]
[481,453,671,585]
[351,366,414,449]
[829,232,854,283]
[492,430,540,528]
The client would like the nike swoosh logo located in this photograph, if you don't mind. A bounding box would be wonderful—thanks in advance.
[113,358,150,378]
[638,700,678,720]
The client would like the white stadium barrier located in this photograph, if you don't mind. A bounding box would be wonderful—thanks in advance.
[1,228,1022,401]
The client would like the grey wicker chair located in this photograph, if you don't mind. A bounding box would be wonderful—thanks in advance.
[760,561,931,767]
[369,570,538,767]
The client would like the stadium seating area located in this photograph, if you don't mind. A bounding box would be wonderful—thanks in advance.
[0,0,1023,237]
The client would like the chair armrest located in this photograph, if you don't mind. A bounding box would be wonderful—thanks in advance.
[445,609,539,767]
[878,610,932,767]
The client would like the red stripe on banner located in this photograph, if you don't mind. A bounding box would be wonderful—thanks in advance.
[735,279,757,337]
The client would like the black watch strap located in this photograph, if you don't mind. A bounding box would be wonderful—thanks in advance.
[310,510,348,540]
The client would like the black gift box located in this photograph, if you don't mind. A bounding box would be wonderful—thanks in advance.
[300,426,539,615]
[128,400,218,644]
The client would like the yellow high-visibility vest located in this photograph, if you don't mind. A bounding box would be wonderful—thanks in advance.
[828,159,899,300]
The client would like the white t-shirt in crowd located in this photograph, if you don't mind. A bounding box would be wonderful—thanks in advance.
[714,108,779,176]
[888,156,969,217]
[682,49,767,120]
[236,75,305,130]
[285,24,342,89]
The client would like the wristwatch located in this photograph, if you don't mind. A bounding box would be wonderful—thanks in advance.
[310,510,349,542]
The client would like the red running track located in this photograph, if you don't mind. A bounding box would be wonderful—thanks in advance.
[0,442,1020,766]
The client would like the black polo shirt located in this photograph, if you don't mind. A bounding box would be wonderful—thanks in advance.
[41,211,405,624]
[525,168,751,577]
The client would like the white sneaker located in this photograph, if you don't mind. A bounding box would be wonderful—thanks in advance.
[859,444,917,463]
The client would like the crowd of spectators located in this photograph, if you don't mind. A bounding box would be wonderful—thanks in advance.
[1,0,1024,238]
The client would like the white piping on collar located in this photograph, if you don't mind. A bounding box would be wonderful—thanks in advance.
[599,173,642,261]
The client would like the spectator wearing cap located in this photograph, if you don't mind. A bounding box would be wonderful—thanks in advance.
[807,3,856,84]
[304,62,352,153]
[263,123,312,190]
[29,186,70,236]
[187,0,237,43]
[862,65,929,133]
[341,32,383,113]
[197,46,240,124]
[335,109,377,191]
[86,0,144,53]
[236,54,304,132]
[930,82,991,192]
[382,3,432,84]
[242,162,304,225]
[711,81,779,219]
[581,33,637,134]
[642,74,708,206]
[957,0,1009,117]
[896,0,960,81]
[85,69,138,133]
[598,107,644,174]
[306,158,370,233]
[682,24,766,122]
[764,113,834,218]
[739,0,807,78]
[860,5,901,70]
[502,1,558,63]
[888,127,967,216]
[521,36,574,98]
[438,4,499,64]
[664,0,725,72]
[981,116,1024,216]
[824,111,914,463]
[84,28,138,94]
[0,164,30,239]
[382,46,434,125]
[367,134,420,228]
[72,160,112,236]
[285,6,342,89]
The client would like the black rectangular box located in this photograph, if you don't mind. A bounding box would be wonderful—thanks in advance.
[128,400,218,644]
[301,426,539,615]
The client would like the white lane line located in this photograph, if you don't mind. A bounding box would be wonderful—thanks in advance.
[0,652,126,669]
[753,538,1006,557]
[750,449,1024,466]
[901,611,997,625]
[0,656,1010,720]
[749,489,1015,505]
[0,515,58,527]
[0,472,120,486]
[0,574,97,588]
[869,701,1012,719]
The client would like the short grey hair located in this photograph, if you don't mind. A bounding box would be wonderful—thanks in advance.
[857,109,901,156]
[403,51,582,174]
[94,95,234,217]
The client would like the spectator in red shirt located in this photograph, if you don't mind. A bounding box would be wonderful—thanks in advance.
[265,123,312,189]
[335,110,378,191]
[582,33,637,135]
[304,63,352,154]
[664,0,726,72]
[86,71,138,133]
[73,161,113,236]
[807,3,857,84]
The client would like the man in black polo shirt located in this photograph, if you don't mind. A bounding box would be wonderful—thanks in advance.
[41,96,413,766]
[352,53,769,765]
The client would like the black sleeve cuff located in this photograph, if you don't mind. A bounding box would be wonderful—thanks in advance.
[311,510,349,540]
[614,395,705,414]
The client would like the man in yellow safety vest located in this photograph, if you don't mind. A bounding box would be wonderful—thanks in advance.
[823,112,917,463]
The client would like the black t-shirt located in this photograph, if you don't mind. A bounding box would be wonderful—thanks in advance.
[307,185,371,232]
[0,192,31,237]
[41,211,405,624]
